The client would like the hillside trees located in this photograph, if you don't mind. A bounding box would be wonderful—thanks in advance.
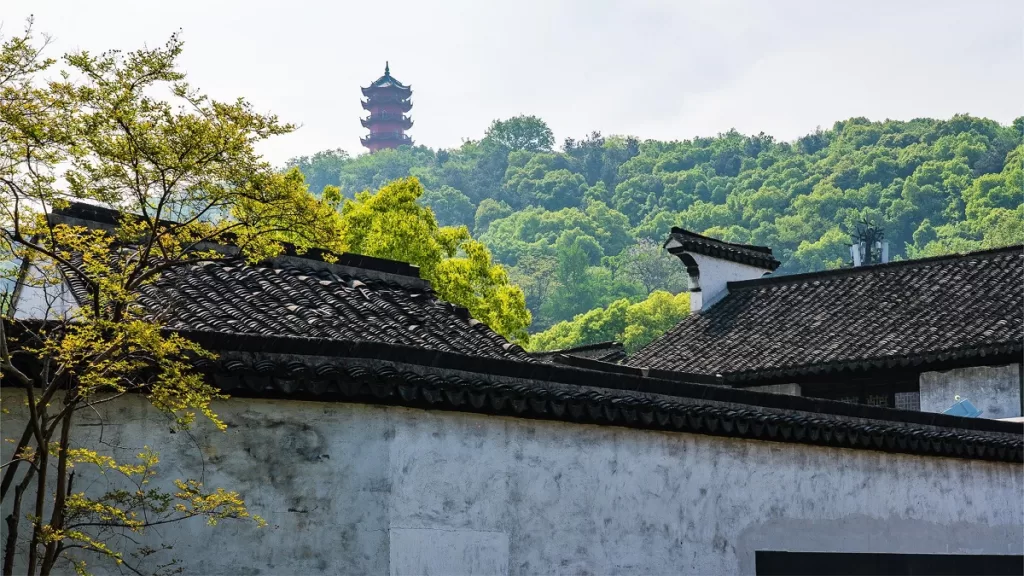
[288,111,1023,344]
[284,149,349,197]
[611,238,686,294]
[527,291,690,354]
[0,26,337,575]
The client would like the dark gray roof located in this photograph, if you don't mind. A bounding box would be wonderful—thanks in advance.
[627,246,1024,380]
[51,203,529,363]
[666,227,781,270]
[131,260,530,362]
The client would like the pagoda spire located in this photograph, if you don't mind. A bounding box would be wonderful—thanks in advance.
[360,63,413,153]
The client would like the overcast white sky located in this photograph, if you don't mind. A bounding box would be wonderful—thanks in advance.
[5,0,1023,165]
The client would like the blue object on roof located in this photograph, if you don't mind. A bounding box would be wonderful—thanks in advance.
[943,399,983,418]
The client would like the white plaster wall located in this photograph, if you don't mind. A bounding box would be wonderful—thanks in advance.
[2,392,1021,575]
[748,383,802,396]
[920,363,1022,419]
[689,253,770,311]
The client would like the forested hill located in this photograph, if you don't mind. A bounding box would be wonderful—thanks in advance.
[287,114,1024,345]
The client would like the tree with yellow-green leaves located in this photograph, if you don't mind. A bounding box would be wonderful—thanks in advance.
[0,22,340,576]
[325,177,532,343]
[526,290,689,354]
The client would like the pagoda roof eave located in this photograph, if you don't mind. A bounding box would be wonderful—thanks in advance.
[361,117,414,129]
[360,84,412,97]
[361,133,413,145]
[361,137,415,148]
[361,99,413,112]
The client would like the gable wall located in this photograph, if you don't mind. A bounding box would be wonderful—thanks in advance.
[688,252,769,311]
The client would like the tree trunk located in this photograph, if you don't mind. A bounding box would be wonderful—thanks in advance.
[40,409,74,576]
[3,475,31,576]
[26,399,49,576]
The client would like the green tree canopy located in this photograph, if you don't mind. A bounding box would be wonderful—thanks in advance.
[333,177,531,342]
[284,148,349,197]
[419,185,475,227]
[527,291,690,353]
[483,115,555,153]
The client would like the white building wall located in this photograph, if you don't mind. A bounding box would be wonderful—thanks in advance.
[919,363,1022,419]
[688,253,770,311]
[2,392,1021,575]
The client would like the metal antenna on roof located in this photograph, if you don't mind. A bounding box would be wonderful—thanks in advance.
[850,219,889,266]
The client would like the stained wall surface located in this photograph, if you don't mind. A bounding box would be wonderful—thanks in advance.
[2,392,1021,575]
[920,363,1022,419]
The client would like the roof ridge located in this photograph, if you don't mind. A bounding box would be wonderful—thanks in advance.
[666,227,781,270]
[6,320,1021,461]
[729,244,1024,290]
[669,227,774,255]
[167,328,1022,437]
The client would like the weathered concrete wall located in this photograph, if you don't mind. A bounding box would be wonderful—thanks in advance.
[748,383,802,396]
[920,363,1022,419]
[2,392,1021,575]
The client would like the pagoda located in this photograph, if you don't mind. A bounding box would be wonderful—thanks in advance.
[360,62,413,152]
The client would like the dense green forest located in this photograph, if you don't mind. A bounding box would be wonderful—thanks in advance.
[287,114,1024,350]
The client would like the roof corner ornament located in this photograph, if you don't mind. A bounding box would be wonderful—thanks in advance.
[385,61,390,76]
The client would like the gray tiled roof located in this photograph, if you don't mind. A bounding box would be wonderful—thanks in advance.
[627,246,1024,378]
[49,203,528,362]
[131,260,531,362]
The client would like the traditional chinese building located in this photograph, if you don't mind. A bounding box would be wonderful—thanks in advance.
[360,62,413,152]
[3,204,1022,575]
[625,227,1024,419]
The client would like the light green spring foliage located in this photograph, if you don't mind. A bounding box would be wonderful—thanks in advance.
[0,23,333,575]
[331,177,532,342]
[288,116,1024,334]
[526,291,690,354]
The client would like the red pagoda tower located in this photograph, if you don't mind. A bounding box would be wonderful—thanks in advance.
[360,62,413,152]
